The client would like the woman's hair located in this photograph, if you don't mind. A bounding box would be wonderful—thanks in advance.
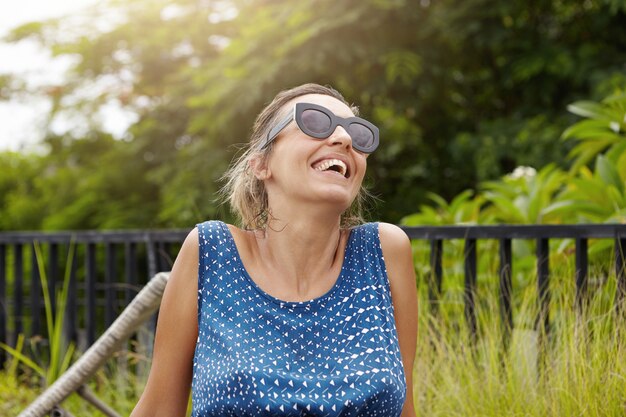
[220,83,370,230]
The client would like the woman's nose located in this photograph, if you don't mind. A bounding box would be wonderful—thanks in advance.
[328,126,352,150]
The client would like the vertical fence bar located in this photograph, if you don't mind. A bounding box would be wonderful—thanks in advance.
[13,243,24,346]
[162,242,172,270]
[30,244,41,337]
[536,238,550,336]
[464,238,477,342]
[0,244,6,362]
[615,237,626,314]
[575,238,588,314]
[48,243,58,318]
[146,236,157,280]
[105,243,116,327]
[66,244,78,344]
[86,243,97,346]
[125,242,138,306]
[498,238,513,347]
[428,239,443,315]
[156,241,166,272]
[142,237,158,376]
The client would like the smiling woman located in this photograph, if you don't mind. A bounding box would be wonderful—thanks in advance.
[129,83,418,417]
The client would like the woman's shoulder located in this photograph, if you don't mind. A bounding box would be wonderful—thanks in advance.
[376,222,413,273]
[177,226,200,262]
[350,222,409,247]
[377,222,411,249]
[196,220,259,256]
[196,219,227,234]
[196,220,249,235]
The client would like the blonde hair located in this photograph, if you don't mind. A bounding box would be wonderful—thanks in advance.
[220,83,370,230]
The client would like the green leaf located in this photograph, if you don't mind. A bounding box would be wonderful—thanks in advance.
[541,200,609,218]
[448,190,475,213]
[567,101,616,121]
[617,150,626,182]
[561,120,624,141]
[426,192,450,209]
[595,155,624,194]
[483,194,526,223]
[0,342,45,376]
[567,141,615,174]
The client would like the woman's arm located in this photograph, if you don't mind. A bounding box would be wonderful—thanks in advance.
[130,228,200,417]
[379,222,418,417]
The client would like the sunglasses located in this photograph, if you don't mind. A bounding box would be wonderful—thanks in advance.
[260,102,380,154]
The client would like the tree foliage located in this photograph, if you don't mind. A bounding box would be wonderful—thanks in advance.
[1,0,626,229]
[403,90,626,227]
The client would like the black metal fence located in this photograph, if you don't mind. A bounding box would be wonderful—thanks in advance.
[1,224,626,365]
[0,229,189,364]
[401,224,626,344]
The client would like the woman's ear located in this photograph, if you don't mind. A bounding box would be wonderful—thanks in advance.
[249,155,271,180]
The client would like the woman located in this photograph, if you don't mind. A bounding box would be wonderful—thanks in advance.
[131,83,417,416]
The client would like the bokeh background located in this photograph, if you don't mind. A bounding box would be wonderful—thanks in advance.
[1,0,626,231]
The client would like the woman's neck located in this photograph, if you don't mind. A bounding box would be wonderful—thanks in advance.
[254,209,346,298]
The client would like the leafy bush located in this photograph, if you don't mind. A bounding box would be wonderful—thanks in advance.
[403,90,626,228]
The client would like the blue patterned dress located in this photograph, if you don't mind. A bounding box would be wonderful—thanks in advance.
[192,221,406,416]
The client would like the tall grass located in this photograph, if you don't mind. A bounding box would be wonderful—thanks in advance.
[413,257,626,416]
[0,239,159,415]
[0,242,75,384]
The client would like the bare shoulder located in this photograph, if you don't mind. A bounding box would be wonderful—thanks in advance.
[164,225,199,311]
[378,222,411,251]
[225,223,258,253]
[377,222,414,287]
[172,227,200,274]
[378,223,412,267]
[181,226,199,253]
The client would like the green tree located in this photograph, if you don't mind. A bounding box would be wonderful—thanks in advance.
[2,0,626,228]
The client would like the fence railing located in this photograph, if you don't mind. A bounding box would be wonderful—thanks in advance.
[401,223,626,344]
[1,224,626,365]
[0,229,189,364]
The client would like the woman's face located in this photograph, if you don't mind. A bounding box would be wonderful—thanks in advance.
[260,93,368,214]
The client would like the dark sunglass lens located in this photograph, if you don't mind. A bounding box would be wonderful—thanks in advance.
[301,109,332,135]
[348,123,374,149]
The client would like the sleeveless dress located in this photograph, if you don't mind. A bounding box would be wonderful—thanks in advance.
[192,221,406,417]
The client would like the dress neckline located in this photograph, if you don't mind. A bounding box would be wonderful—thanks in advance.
[219,222,356,309]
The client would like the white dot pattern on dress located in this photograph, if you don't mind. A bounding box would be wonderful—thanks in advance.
[192,221,406,416]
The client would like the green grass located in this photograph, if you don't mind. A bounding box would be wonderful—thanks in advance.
[0,358,148,416]
[413,259,626,417]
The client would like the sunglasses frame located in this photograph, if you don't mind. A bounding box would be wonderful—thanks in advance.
[260,102,379,154]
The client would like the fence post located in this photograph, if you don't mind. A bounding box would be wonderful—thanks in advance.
[13,243,24,347]
[536,238,550,336]
[105,243,116,328]
[464,238,477,343]
[66,245,78,344]
[30,244,41,338]
[499,238,513,349]
[615,237,626,314]
[124,242,138,306]
[575,238,588,315]
[428,239,443,316]
[48,243,59,319]
[146,236,157,280]
[86,243,97,347]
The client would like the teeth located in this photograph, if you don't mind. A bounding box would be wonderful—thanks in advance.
[314,159,347,176]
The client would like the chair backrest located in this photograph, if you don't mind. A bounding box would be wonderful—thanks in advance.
[18,272,170,417]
